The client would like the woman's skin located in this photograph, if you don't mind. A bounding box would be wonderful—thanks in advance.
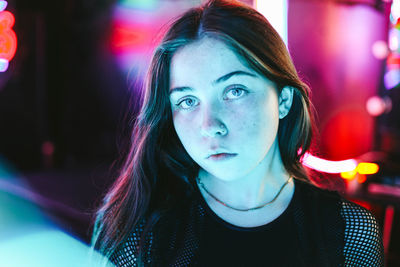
[169,37,295,227]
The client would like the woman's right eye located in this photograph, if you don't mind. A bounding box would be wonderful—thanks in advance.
[176,97,198,110]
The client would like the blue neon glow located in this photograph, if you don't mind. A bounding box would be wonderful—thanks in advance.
[0,1,7,12]
[0,58,9,72]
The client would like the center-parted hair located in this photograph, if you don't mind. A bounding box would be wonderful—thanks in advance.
[92,0,315,260]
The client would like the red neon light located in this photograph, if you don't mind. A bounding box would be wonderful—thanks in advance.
[112,25,149,49]
[110,20,161,55]
[383,205,395,254]
[0,10,17,61]
[387,53,400,66]
[357,174,367,183]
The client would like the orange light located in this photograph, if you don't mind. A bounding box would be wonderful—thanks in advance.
[357,174,367,183]
[340,162,379,180]
[357,162,379,175]
[0,10,17,61]
[341,169,357,180]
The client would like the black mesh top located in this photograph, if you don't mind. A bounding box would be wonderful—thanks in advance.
[109,179,384,266]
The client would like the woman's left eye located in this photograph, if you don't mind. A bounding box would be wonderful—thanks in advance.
[224,87,247,100]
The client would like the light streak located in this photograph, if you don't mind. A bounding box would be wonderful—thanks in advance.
[254,0,288,45]
[302,152,358,173]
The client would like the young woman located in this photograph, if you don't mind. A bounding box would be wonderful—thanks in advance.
[92,0,384,266]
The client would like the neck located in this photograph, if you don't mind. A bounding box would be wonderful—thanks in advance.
[198,140,291,210]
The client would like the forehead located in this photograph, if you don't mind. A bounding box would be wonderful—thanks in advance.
[169,37,253,89]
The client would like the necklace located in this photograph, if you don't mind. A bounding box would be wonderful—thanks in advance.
[196,176,293,212]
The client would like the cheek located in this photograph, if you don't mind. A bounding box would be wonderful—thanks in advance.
[172,111,197,145]
[229,96,279,141]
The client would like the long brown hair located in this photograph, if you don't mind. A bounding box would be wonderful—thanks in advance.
[92,0,315,261]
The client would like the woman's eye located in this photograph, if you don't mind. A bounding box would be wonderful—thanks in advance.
[225,87,246,100]
[177,97,198,109]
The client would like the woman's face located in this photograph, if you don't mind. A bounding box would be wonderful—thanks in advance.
[169,37,281,181]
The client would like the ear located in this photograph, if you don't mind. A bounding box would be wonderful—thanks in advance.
[278,86,294,119]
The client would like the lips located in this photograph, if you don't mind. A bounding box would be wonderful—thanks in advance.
[207,153,237,160]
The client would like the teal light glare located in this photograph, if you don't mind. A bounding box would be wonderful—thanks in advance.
[0,229,115,267]
[0,1,7,12]
[118,0,158,10]
[0,161,114,267]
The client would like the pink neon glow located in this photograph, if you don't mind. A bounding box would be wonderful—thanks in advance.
[372,40,389,59]
[366,96,386,116]
[301,152,358,173]
[366,96,392,116]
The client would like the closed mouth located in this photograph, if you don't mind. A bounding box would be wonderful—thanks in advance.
[208,153,237,160]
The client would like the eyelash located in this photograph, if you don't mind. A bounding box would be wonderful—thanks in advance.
[176,97,199,110]
[224,86,247,100]
[175,86,248,110]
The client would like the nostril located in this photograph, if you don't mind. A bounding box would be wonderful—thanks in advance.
[200,121,228,137]
[217,123,227,135]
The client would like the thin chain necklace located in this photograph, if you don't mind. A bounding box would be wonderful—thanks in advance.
[196,177,293,212]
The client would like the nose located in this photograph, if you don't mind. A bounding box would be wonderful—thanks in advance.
[200,105,228,138]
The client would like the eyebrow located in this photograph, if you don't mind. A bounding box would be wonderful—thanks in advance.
[213,70,256,84]
[169,70,256,95]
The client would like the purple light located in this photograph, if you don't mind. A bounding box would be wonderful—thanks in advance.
[384,68,400,89]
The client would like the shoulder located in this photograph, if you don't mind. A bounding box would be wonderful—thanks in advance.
[294,180,384,266]
[340,200,384,266]
[109,198,199,267]
[109,219,154,267]
[295,179,343,205]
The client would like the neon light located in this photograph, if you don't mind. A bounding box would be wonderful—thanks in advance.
[366,96,387,117]
[111,22,152,53]
[0,11,16,60]
[390,0,400,24]
[389,28,399,52]
[383,205,395,254]
[302,152,358,173]
[357,162,379,175]
[0,1,7,12]
[371,40,389,59]
[118,0,157,10]
[384,68,400,89]
[255,0,288,45]
[0,57,8,71]
[357,174,367,183]
[340,169,357,180]
[0,5,17,72]
[340,162,379,181]
[387,53,400,66]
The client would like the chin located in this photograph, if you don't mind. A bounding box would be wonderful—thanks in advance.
[207,169,247,182]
